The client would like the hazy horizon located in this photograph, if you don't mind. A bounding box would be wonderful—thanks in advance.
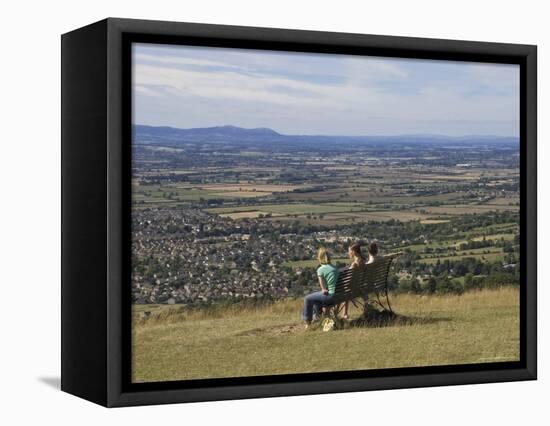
[134,122,518,139]
[132,43,520,138]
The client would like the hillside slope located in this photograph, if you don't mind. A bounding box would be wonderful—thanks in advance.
[132,287,519,383]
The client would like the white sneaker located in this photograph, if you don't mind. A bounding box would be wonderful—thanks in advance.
[322,318,335,332]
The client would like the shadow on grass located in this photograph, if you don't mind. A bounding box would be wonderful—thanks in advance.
[236,311,450,336]
[347,310,451,329]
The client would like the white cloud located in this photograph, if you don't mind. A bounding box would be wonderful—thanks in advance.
[135,53,245,71]
[132,44,519,136]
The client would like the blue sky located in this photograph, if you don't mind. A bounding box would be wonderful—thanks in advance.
[132,43,519,137]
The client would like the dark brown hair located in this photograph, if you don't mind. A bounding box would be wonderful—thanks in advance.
[368,241,379,256]
[349,242,366,261]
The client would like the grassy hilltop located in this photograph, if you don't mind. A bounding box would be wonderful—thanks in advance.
[132,287,519,383]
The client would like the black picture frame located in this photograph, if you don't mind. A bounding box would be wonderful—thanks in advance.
[61,17,537,407]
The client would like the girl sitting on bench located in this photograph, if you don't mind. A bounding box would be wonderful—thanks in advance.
[341,241,381,319]
[301,247,339,327]
[341,242,368,319]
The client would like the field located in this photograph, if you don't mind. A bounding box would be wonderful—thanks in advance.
[132,182,307,208]
[132,287,519,383]
[132,160,519,226]
[417,250,505,264]
[281,227,518,269]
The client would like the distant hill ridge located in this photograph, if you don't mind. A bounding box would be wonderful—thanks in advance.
[133,124,519,146]
[134,124,281,142]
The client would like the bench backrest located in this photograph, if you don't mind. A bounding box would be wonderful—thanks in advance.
[332,253,400,303]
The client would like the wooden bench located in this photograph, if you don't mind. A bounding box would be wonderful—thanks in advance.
[330,253,402,315]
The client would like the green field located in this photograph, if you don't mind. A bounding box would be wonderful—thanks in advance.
[282,230,515,269]
[418,250,505,264]
[283,257,350,269]
[133,180,519,226]
[206,203,365,215]
[132,287,519,383]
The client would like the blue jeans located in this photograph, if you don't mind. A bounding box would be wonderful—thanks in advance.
[302,291,334,322]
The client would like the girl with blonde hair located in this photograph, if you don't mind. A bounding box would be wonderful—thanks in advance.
[301,247,339,325]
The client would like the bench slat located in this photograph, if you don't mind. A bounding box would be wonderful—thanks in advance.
[331,254,400,306]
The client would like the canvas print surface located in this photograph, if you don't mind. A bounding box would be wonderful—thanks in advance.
[130,43,520,383]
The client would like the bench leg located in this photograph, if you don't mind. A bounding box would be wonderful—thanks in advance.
[372,291,394,314]
[384,287,394,314]
[350,298,363,310]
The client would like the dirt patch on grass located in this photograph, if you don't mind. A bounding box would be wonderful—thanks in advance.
[235,311,448,337]
[236,323,307,336]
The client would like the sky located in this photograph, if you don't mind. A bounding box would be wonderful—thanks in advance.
[132,43,519,137]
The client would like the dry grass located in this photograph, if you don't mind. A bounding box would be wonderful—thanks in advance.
[131,287,519,383]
